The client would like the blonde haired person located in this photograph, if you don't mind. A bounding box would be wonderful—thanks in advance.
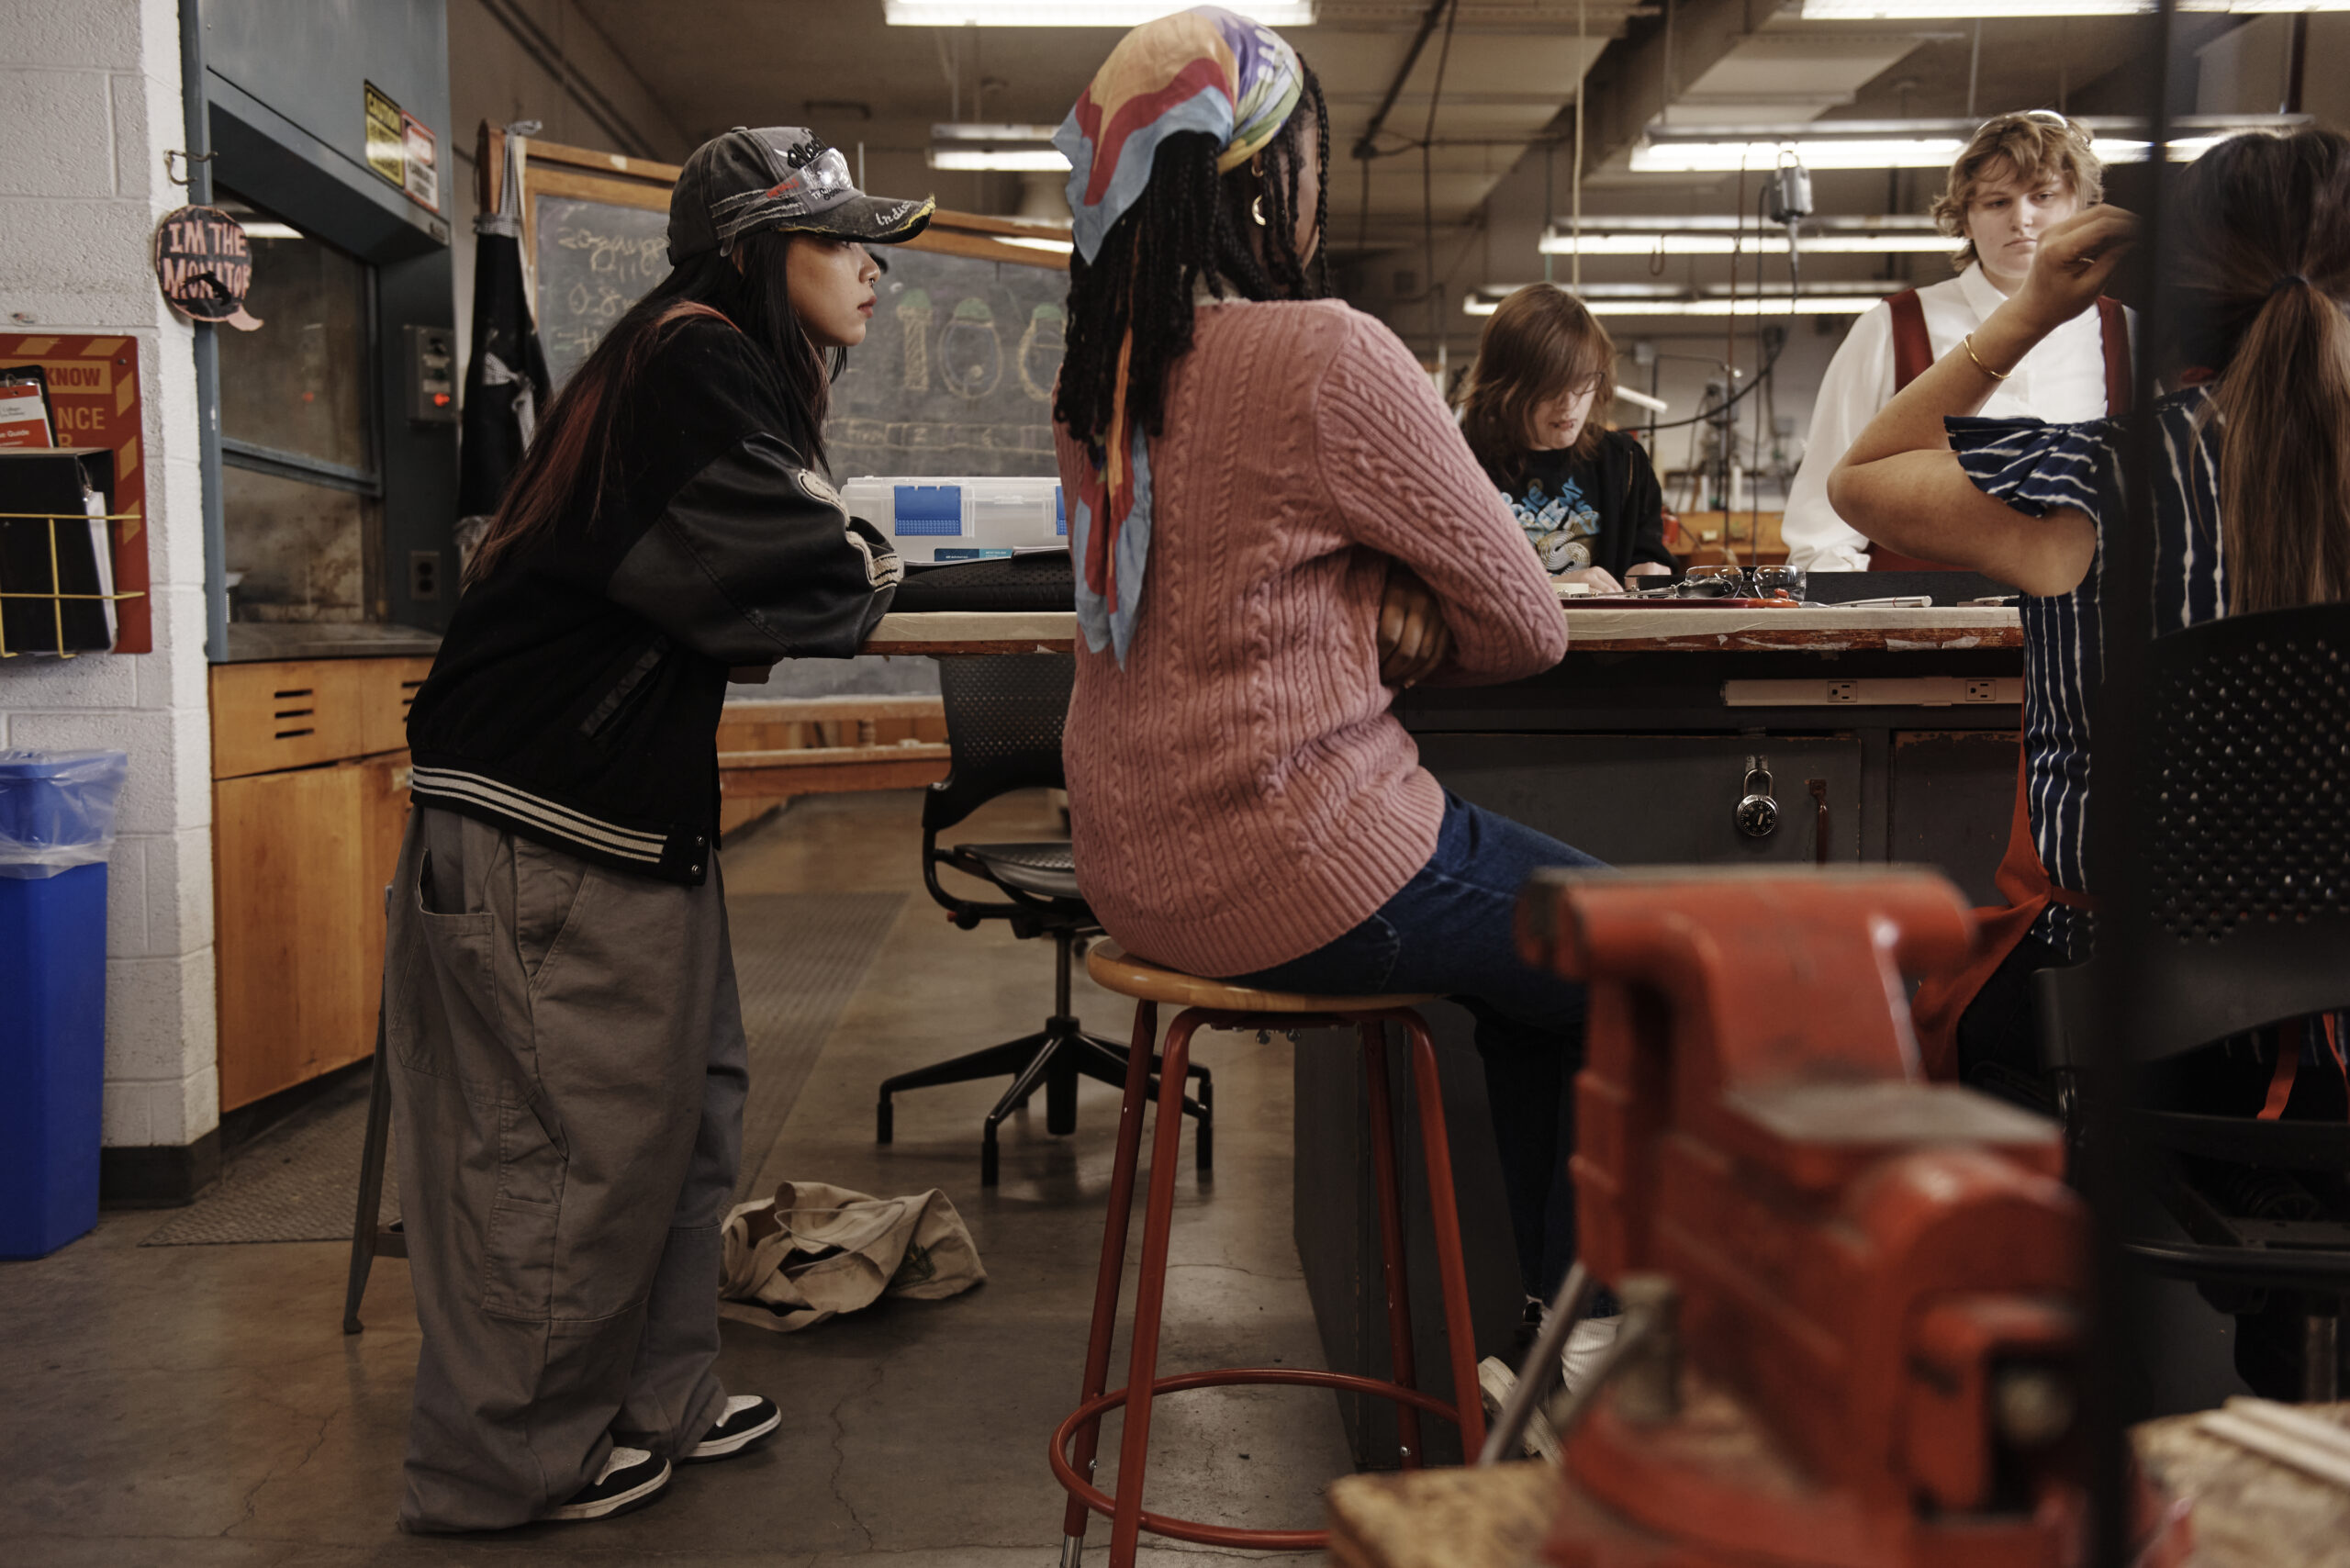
[1458,285,1677,593]
[1782,111,2134,574]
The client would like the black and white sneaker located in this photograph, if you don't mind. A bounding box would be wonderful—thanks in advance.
[685,1394,781,1462]
[545,1446,671,1521]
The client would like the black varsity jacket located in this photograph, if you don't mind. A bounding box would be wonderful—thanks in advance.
[405,315,900,884]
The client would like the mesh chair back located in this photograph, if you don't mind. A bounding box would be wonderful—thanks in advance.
[2132,602,2350,1057]
[924,654,1077,834]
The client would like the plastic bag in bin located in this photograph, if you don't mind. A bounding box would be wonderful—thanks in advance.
[0,750,129,879]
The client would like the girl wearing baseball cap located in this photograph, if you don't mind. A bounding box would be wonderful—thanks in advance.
[388,129,928,1532]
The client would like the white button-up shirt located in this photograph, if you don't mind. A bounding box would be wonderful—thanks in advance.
[1781,263,2123,573]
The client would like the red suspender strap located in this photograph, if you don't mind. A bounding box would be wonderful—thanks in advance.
[2259,1020,2301,1119]
[2097,297,2132,416]
[1868,290,1959,572]
[1886,289,1931,392]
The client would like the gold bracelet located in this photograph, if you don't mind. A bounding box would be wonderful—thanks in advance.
[1964,332,2013,381]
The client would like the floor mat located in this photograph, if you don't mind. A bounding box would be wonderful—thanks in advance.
[140,890,907,1245]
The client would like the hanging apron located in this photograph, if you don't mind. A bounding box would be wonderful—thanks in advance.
[1866,290,2134,573]
[1910,758,2098,1080]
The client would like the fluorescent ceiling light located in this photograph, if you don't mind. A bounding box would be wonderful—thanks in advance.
[999,235,1076,253]
[1467,286,1889,318]
[1588,297,1884,317]
[238,221,304,241]
[927,125,1070,172]
[1539,230,1950,254]
[888,2,1315,24]
[929,148,1072,170]
[932,123,1061,141]
[1802,2,2350,17]
[1631,136,2233,173]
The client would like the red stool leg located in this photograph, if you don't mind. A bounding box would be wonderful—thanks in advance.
[1404,1012,1487,1459]
[1059,999,1158,1552]
[1358,1020,1426,1469]
[1107,1008,1203,1567]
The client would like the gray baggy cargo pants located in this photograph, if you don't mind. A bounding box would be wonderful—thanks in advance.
[385,806,747,1531]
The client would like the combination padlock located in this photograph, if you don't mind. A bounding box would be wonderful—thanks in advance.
[1734,756,1779,839]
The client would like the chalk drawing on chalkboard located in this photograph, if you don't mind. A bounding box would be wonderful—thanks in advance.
[896,289,932,391]
[1017,304,1065,404]
[939,299,1002,401]
[534,194,673,386]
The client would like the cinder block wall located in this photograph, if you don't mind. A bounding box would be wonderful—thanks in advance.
[0,0,219,1182]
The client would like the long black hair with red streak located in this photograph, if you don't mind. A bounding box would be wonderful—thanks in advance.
[464,228,840,587]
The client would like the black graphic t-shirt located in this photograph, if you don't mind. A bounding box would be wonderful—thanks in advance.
[1483,428,1674,581]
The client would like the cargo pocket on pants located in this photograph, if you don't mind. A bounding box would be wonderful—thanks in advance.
[393,848,503,1090]
[481,1096,566,1321]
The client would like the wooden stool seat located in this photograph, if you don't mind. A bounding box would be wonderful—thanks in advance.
[1085,941,1438,1014]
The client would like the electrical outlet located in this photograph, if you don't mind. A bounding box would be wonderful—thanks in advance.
[1826,680,1858,703]
[408,550,441,601]
[1964,679,1999,702]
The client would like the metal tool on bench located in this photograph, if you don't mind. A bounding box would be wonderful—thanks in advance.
[1505,867,2194,1568]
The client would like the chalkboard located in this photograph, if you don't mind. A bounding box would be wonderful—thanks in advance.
[533,193,672,386]
[825,245,1067,480]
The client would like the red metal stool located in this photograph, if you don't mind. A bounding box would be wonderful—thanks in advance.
[1050,942,1486,1567]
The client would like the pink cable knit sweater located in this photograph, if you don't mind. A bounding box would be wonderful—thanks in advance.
[1056,298,1566,977]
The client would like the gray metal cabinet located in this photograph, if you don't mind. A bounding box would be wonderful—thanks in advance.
[1416,732,1866,868]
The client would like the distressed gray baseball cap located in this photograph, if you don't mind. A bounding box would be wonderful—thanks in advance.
[668,127,934,263]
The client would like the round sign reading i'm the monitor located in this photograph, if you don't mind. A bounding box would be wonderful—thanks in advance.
[152,206,263,331]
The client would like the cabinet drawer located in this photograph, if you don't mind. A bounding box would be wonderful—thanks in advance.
[209,661,365,778]
[358,656,434,756]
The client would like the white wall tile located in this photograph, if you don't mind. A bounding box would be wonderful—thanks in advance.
[99,1078,155,1147]
[160,823,213,951]
[102,947,214,1081]
[0,655,141,710]
[0,70,122,199]
[107,72,148,199]
[4,6,145,71]
[103,830,151,956]
[0,197,172,324]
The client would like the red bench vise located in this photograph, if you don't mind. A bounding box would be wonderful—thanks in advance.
[1513,868,2190,1568]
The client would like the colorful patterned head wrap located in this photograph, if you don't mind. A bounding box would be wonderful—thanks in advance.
[1052,6,1304,663]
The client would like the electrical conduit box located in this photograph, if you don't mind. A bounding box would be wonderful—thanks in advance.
[838,476,1068,563]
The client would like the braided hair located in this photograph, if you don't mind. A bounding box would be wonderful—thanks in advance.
[1055,66,1329,448]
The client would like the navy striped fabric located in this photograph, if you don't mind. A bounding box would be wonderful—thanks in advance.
[1947,386,2226,959]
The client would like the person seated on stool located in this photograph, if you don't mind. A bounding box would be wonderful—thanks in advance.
[1785,112,2134,574]
[1457,285,1678,595]
[1828,129,2350,1152]
[1052,5,1620,1385]
[389,128,923,1531]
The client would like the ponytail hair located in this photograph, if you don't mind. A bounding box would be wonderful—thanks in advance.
[2173,129,2350,614]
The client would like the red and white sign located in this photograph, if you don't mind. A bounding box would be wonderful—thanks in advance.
[0,380,52,449]
[0,335,150,654]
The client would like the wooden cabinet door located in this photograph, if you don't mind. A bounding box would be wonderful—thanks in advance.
[213,754,409,1110]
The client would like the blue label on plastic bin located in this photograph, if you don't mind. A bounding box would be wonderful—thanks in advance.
[893,485,963,537]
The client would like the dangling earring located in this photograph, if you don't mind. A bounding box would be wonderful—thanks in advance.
[1251,194,1268,227]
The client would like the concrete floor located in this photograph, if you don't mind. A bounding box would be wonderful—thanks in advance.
[1,790,1354,1566]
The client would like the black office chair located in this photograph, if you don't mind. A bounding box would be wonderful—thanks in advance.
[876,654,1209,1185]
[2038,602,2350,1400]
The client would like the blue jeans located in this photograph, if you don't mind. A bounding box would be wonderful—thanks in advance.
[1226,792,1604,1303]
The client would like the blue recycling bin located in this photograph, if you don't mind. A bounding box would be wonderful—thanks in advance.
[0,749,128,1260]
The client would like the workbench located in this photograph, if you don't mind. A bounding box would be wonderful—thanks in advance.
[1322,1405,2350,1568]
[870,601,2030,1467]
